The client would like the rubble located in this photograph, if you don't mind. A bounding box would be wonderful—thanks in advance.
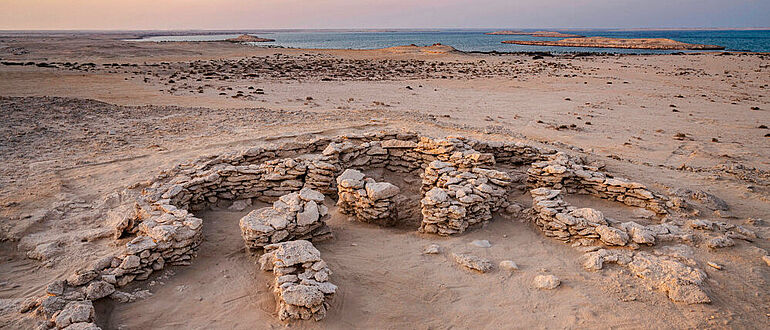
[581,248,711,304]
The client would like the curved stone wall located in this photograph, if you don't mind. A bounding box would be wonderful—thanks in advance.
[29,131,700,328]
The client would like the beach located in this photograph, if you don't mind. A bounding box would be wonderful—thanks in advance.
[1,32,769,329]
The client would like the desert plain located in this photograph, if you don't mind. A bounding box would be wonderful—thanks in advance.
[0,32,769,329]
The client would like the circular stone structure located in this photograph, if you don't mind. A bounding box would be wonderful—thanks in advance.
[27,131,728,328]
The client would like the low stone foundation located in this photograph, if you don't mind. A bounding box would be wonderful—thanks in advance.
[530,188,691,246]
[528,152,668,214]
[258,240,337,321]
[336,169,401,226]
[240,188,332,249]
[30,130,715,328]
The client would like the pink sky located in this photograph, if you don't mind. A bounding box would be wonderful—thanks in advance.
[1,0,768,30]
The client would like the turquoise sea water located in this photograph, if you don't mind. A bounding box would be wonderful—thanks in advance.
[132,29,770,54]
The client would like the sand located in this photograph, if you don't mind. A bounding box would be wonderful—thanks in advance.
[0,32,769,329]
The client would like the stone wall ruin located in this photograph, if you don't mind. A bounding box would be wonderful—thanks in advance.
[28,130,735,329]
[258,240,337,321]
[240,188,332,249]
[336,169,401,226]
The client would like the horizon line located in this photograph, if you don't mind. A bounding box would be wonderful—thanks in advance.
[1,27,770,33]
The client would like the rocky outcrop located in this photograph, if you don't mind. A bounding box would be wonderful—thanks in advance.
[259,240,336,321]
[225,34,275,43]
[502,37,724,50]
[239,188,332,249]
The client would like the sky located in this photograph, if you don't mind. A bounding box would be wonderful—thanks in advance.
[0,0,768,30]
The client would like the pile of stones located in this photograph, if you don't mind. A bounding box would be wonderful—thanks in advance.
[240,188,332,249]
[258,240,337,321]
[527,152,668,214]
[336,169,401,226]
[420,158,512,235]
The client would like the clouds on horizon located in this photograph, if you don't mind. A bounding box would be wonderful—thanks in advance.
[1,0,768,30]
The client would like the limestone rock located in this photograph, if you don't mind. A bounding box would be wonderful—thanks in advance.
[365,182,400,201]
[423,244,441,254]
[26,241,63,261]
[533,275,561,289]
[228,199,252,211]
[452,253,493,273]
[106,203,138,239]
[470,240,492,248]
[596,225,629,246]
[119,255,141,269]
[336,169,365,188]
[296,201,320,226]
[85,280,115,300]
[62,323,101,330]
[264,240,321,267]
[298,188,325,202]
[706,236,735,249]
[54,301,95,329]
[281,284,325,308]
[499,260,519,271]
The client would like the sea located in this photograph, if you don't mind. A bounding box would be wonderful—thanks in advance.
[130,29,770,54]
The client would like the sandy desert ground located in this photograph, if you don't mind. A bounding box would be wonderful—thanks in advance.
[0,32,769,329]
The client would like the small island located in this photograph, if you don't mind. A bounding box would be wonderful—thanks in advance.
[225,34,275,43]
[486,30,584,38]
[502,37,725,50]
